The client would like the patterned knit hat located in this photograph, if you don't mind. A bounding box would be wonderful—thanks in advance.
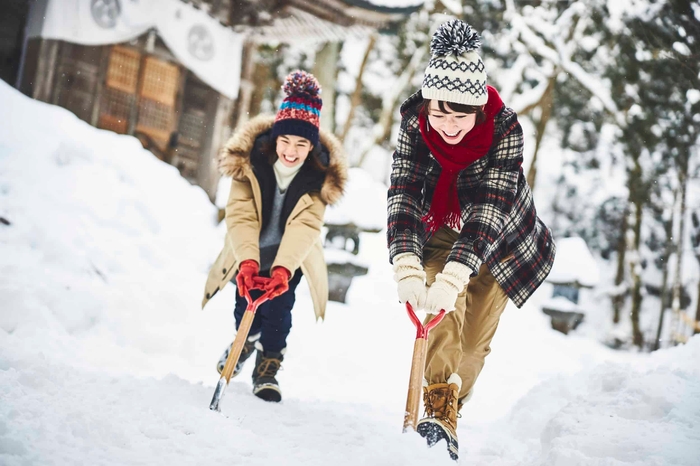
[272,70,322,147]
[421,19,488,106]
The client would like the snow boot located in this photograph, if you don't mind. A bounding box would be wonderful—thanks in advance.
[252,345,284,403]
[216,333,259,377]
[416,374,461,461]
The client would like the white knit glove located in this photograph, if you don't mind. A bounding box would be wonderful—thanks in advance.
[392,253,428,310]
[425,261,473,314]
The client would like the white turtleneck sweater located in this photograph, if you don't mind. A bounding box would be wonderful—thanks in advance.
[273,159,303,192]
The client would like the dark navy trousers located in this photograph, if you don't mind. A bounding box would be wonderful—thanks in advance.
[233,269,303,353]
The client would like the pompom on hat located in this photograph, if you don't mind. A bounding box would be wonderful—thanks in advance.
[421,19,488,106]
[272,70,322,147]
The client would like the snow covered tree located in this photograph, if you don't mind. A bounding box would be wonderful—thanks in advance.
[600,0,700,348]
[649,180,678,350]
[480,0,698,348]
[691,209,700,336]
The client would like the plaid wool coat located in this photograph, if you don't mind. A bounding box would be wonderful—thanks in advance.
[387,90,556,308]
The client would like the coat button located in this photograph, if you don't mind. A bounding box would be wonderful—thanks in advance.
[222,268,227,274]
[473,239,483,253]
[206,293,211,299]
[404,229,411,235]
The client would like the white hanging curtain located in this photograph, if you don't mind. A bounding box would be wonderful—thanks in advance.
[27,0,243,99]
[155,1,242,100]
[29,0,155,46]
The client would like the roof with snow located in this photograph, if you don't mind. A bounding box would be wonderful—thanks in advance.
[546,236,600,288]
[220,0,423,42]
[340,0,424,15]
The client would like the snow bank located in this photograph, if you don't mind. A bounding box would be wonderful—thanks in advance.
[0,80,229,381]
[507,336,700,465]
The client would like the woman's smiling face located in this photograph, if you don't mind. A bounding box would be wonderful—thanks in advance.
[276,135,312,167]
[427,101,478,145]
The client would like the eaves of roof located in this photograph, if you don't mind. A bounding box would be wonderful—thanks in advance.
[338,0,424,15]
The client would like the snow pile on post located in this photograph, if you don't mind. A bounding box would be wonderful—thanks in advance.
[546,236,599,287]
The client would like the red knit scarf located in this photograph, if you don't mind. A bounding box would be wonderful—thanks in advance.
[418,85,504,234]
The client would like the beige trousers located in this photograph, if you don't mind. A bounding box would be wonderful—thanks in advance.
[423,227,509,401]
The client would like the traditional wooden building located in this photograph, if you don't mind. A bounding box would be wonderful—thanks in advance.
[2,0,421,201]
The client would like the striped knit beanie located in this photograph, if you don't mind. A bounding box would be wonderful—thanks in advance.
[272,70,322,147]
[422,19,488,106]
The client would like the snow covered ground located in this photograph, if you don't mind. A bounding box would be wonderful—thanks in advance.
[1,81,699,465]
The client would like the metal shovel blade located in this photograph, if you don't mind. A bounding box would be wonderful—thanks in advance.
[209,377,228,411]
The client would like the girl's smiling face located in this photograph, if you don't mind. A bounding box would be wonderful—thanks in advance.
[276,135,312,167]
[427,101,479,145]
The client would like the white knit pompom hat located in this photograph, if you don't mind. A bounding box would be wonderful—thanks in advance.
[421,19,488,106]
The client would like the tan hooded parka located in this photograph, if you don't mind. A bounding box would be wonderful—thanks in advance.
[201,115,347,320]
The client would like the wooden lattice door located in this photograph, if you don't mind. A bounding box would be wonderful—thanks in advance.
[98,45,140,134]
[135,57,180,151]
[98,46,180,152]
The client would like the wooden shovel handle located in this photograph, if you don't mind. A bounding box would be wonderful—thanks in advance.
[210,278,276,411]
[219,282,274,384]
[403,303,446,432]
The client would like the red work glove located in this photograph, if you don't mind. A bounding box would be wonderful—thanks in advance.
[265,267,291,299]
[236,260,259,295]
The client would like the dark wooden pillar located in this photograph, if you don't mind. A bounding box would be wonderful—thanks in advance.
[231,41,257,129]
[199,94,233,201]
[31,39,59,103]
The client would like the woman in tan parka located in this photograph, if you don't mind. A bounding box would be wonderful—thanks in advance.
[202,71,347,402]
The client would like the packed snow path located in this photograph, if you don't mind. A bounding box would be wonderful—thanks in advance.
[3,334,699,466]
[1,82,699,465]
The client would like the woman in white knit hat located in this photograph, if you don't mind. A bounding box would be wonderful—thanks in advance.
[387,19,556,460]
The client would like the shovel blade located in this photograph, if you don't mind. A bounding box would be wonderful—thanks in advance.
[209,377,228,412]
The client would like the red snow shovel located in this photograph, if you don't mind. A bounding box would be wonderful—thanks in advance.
[210,276,273,412]
[403,303,446,432]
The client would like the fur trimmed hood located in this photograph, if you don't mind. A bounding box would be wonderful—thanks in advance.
[218,115,347,206]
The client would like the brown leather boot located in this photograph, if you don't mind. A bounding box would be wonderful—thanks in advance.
[416,379,460,460]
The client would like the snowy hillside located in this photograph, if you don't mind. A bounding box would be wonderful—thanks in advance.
[1,82,699,465]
